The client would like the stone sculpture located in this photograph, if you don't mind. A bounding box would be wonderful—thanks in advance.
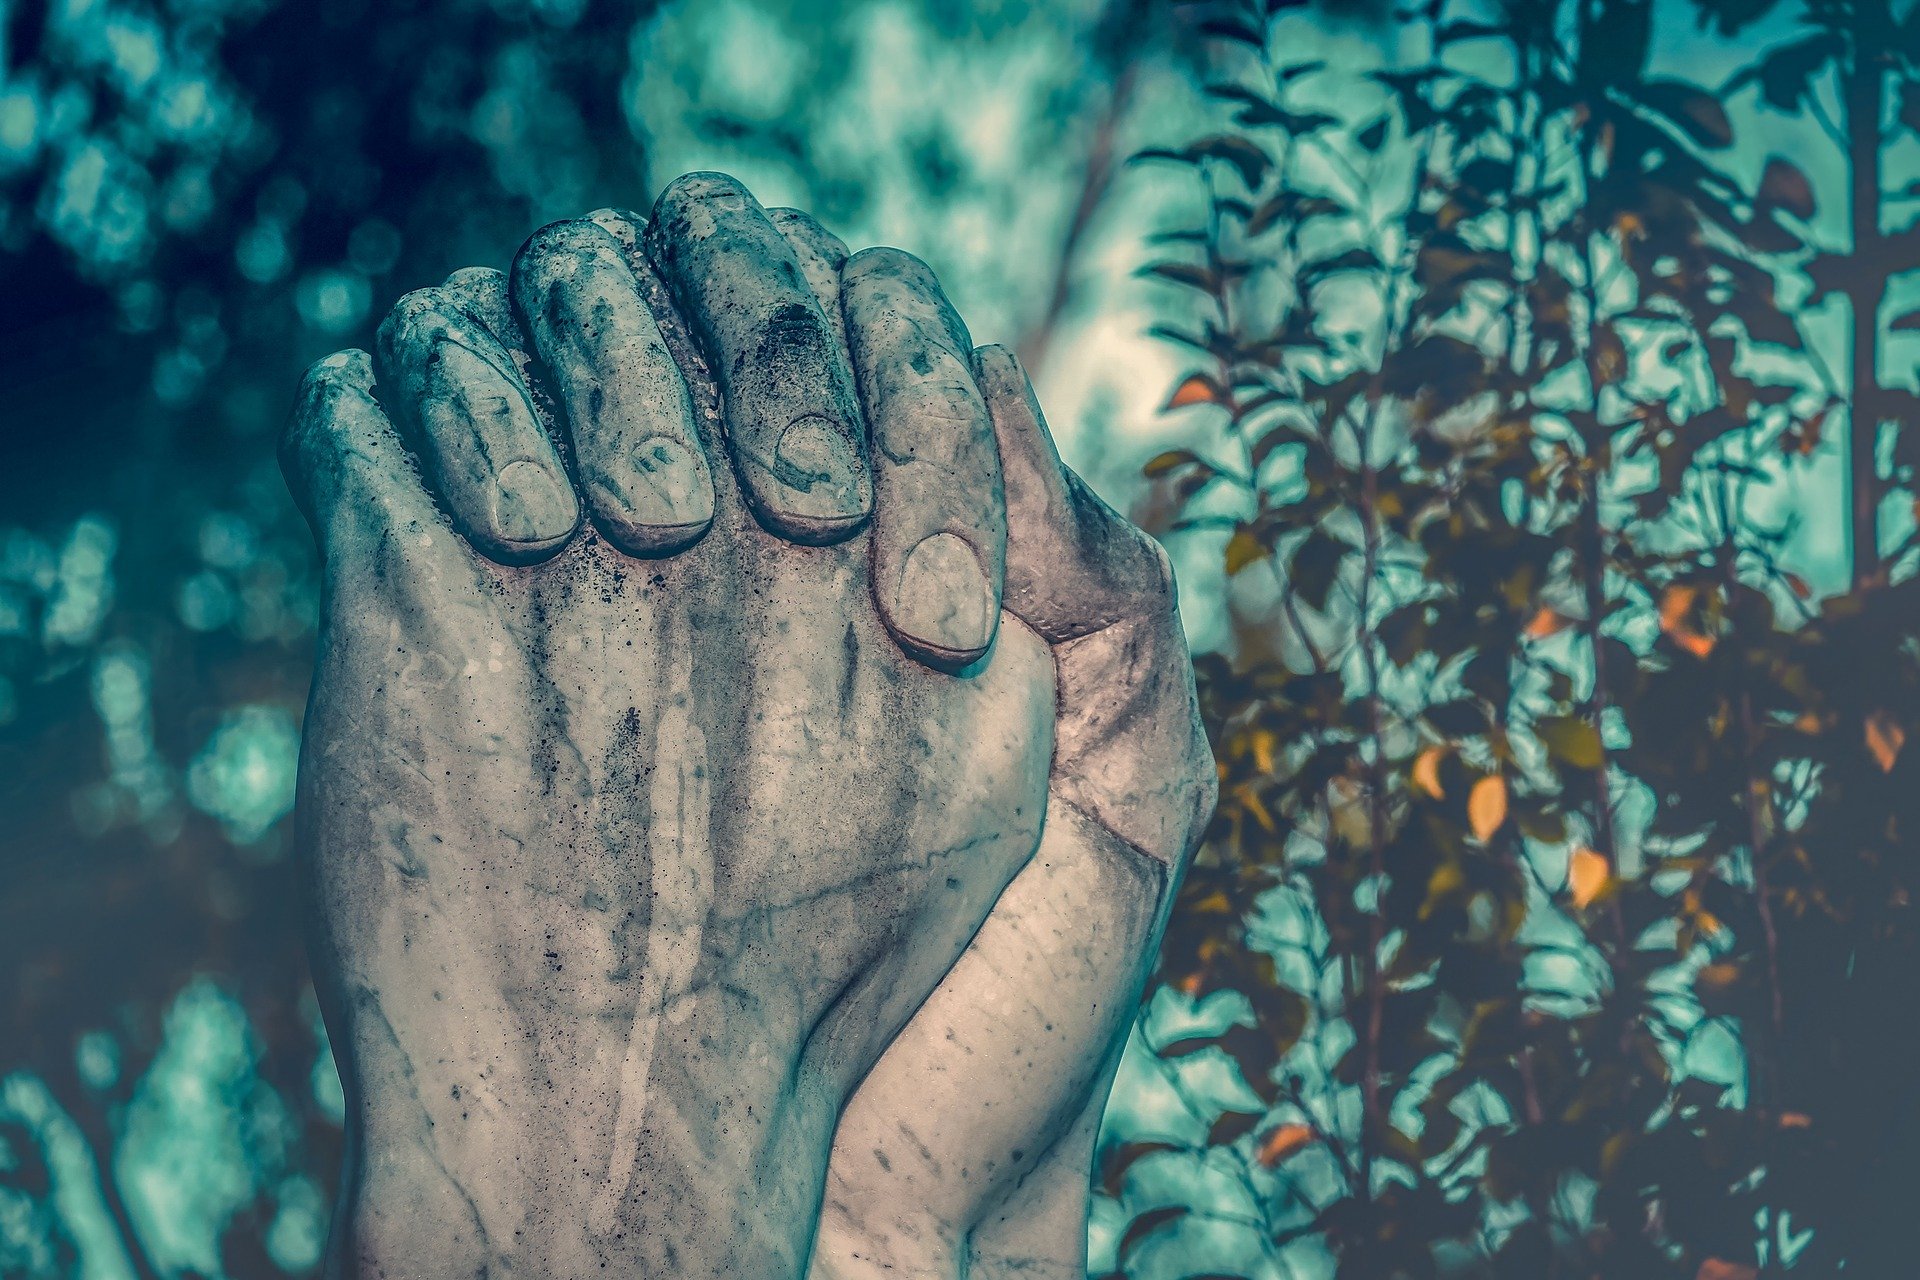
[281,171,1216,1279]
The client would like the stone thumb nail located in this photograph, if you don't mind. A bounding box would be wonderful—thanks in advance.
[771,414,868,519]
[489,459,578,548]
[894,532,997,665]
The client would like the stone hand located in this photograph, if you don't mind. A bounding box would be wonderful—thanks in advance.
[282,173,1058,1278]
[803,253,1217,1279]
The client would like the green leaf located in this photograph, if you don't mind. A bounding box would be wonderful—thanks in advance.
[1728,32,1843,111]
[1141,261,1220,294]
[1639,79,1735,149]
[1299,246,1383,288]
[1189,134,1272,188]
[1154,1033,1220,1057]
[1287,527,1343,608]
[1117,1205,1189,1261]
[1098,1140,1182,1195]
[1208,1107,1261,1147]
[1759,156,1815,221]
[1199,16,1267,48]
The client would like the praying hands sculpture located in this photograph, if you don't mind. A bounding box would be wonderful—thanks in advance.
[281,172,1215,1279]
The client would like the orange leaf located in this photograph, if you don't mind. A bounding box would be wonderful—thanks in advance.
[1165,373,1225,410]
[1658,584,1698,634]
[1673,630,1716,659]
[1256,1123,1316,1167]
[1778,1112,1812,1129]
[1794,403,1830,456]
[1412,746,1446,799]
[1568,847,1610,908]
[1659,583,1719,657]
[1697,1260,1758,1280]
[1468,775,1508,842]
[1866,709,1906,773]
[1524,606,1573,639]
[1697,962,1740,991]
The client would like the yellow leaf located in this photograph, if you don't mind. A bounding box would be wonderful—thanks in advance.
[1568,847,1610,908]
[1411,746,1446,799]
[1143,448,1199,477]
[1697,1260,1758,1280]
[1165,373,1224,410]
[1225,528,1266,576]
[1422,860,1465,919]
[1239,784,1278,834]
[1523,606,1573,639]
[1250,729,1277,776]
[1256,1123,1316,1167]
[1866,709,1906,773]
[1468,775,1508,842]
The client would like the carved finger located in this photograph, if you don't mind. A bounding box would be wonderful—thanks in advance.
[973,344,1216,864]
[843,248,1005,670]
[767,206,851,350]
[439,266,519,340]
[646,172,872,544]
[375,285,579,564]
[512,217,715,556]
[281,350,445,555]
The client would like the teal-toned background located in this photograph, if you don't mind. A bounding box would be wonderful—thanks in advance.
[0,0,1900,1275]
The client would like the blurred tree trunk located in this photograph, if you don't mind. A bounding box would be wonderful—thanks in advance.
[1845,0,1890,587]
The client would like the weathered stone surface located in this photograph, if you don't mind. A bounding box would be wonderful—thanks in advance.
[809,345,1214,1280]
[283,171,1215,1279]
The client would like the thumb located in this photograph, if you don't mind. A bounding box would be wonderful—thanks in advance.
[973,345,1217,865]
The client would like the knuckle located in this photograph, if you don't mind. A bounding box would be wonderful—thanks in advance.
[845,245,934,289]
[297,349,373,415]
[1146,534,1178,598]
[443,265,505,295]
[378,287,454,355]
[518,217,622,274]
[659,170,751,214]
[767,207,848,261]
[287,350,376,458]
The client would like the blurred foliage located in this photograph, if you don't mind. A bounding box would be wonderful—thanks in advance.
[1111,0,1920,1275]
[6,0,1918,1275]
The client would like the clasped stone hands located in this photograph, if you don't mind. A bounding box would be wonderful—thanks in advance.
[282,172,1216,1280]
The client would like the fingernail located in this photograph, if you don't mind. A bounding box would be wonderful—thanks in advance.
[601,436,715,531]
[770,414,870,520]
[490,459,578,547]
[895,532,997,664]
